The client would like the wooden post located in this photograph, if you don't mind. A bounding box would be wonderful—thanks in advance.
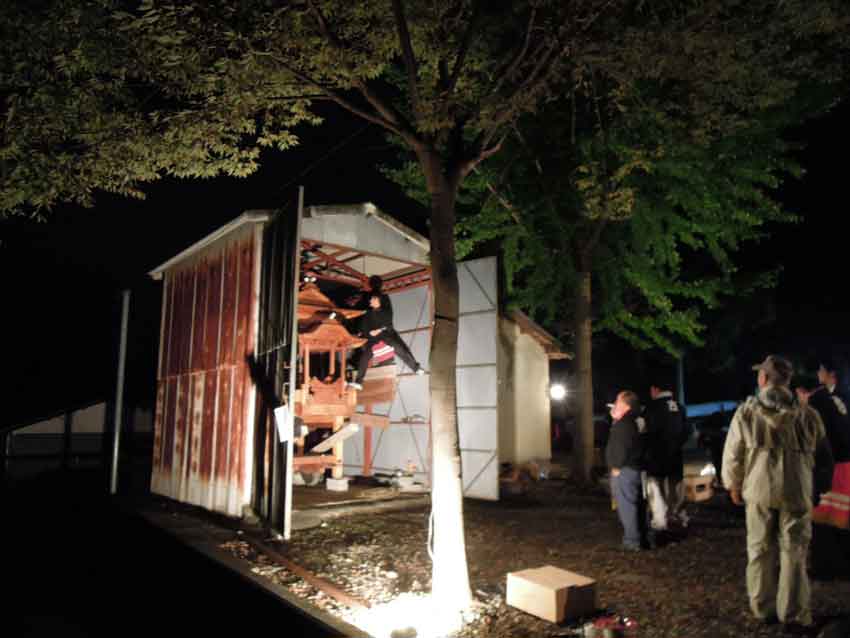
[332,415,345,479]
[363,403,374,477]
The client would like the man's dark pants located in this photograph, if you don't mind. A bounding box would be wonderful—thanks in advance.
[612,466,649,549]
[356,329,420,383]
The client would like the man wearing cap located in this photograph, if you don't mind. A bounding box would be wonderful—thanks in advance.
[722,355,833,630]
[606,390,650,551]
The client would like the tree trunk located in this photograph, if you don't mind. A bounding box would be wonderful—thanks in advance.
[424,166,473,618]
[574,269,595,484]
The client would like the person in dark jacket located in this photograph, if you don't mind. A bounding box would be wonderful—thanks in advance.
[644,382,690,531]
[798,374,850,580]
[348,275,424,390]
[818,358,850,418]
[606,390,651,551]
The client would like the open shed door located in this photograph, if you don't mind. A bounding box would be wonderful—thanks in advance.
[457,257,499,500]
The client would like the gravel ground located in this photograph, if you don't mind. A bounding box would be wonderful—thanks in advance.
[207,480,850,638]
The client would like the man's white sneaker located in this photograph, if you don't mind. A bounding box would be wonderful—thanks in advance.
[348,382,363,390]
[415,368,425,375]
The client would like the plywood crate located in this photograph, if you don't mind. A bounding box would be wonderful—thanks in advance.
[506,565,596,623]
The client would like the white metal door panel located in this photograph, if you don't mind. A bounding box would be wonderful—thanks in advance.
[392,286,430,333]
[371,426,431,478]
[456,366,498,408]
[342,429,364,472]
[458,409,498,450]
[458,257,498,313]
[457,257,499,501]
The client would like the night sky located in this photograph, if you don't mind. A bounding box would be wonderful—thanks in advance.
[2,101,848,426]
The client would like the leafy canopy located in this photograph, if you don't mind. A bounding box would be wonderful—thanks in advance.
[1,0,625,216]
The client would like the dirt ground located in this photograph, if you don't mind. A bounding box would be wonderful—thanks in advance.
[208,479,850,638]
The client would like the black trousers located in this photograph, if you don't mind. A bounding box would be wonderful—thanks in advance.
[355,328,420,382]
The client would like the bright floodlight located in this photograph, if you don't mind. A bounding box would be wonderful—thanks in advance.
[550,383,567,401]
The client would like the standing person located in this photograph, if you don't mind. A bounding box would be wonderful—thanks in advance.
[722,355,833,630]
[818,358,850,417]
[606,390,650,552]
[797,376,850,580]
[348,275,424,391]
[644,380,690,532]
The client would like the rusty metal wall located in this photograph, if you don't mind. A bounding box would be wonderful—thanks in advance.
[152,223,259,517]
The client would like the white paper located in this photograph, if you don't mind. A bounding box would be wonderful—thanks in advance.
[274,405,292,442]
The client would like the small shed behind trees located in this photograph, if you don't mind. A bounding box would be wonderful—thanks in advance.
[147,202,564,535]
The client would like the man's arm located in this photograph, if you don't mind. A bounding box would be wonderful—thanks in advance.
[606,423,627,472]
[812,412,834,503]
[722,405,747,505]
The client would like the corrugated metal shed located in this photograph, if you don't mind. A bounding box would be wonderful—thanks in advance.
[151,216,264,516]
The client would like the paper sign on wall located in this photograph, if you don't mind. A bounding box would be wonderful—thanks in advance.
[274,405,292,442]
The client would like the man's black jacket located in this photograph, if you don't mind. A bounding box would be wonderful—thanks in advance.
[605,410,646,471]
[808,386,850,463]
[644,393,689,478]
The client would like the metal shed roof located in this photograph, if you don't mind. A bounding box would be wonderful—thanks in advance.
[148,203,429,280]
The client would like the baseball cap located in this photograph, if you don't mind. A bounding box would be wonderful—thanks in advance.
[752,355,793,386]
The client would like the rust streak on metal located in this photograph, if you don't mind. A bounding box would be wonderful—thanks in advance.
[242,535,371,611]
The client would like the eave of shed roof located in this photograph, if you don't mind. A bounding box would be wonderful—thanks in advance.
[507,308,572,360]
[147,210,270,280]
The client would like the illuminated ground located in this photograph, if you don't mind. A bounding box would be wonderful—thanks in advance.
[205,479,850,638]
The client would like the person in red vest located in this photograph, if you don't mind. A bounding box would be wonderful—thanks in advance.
[347,275,424,391]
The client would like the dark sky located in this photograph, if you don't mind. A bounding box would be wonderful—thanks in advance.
[2,101,848,425]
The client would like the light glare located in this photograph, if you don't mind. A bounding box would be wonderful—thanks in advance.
[350,593,464,638]
[550,383,567,401]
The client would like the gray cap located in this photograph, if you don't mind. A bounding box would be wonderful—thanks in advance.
[752,355,793,386]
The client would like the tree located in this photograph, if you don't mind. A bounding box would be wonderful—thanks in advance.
[389,6,849,482]
[3,0,849,619]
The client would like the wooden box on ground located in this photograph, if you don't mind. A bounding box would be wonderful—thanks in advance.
[506,566,596,623]
[683,475,713,502]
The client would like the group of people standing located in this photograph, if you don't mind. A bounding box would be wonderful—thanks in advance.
[605,377,690,553]
[606,355,850,632]
[721,355,850,632]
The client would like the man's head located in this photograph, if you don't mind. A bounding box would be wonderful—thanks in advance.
[752,355,793,388]
[610,390,640,420]
[794,374,820,404]
[648,366,675,399]
[649,383,673,400]
[368,294,381,309]
[368,275,383,292]
[817,357,839,387]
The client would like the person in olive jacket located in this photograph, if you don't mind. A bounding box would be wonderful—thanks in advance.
[606,390,650,551]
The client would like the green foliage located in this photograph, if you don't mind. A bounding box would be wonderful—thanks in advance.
[442,77,842,357]
[1,0,610,217]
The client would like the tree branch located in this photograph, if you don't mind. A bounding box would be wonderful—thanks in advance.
[473,164,523,227]
[391,0,420,118]
[305,0,418,140]
[479,39,560,148]
[445,2,483,95]
[459,137,504,178]
[491,8,537,98]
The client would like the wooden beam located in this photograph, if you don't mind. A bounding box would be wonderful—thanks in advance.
[352,413,391,430]
[242,535,370,611]
[310,423,360,453]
